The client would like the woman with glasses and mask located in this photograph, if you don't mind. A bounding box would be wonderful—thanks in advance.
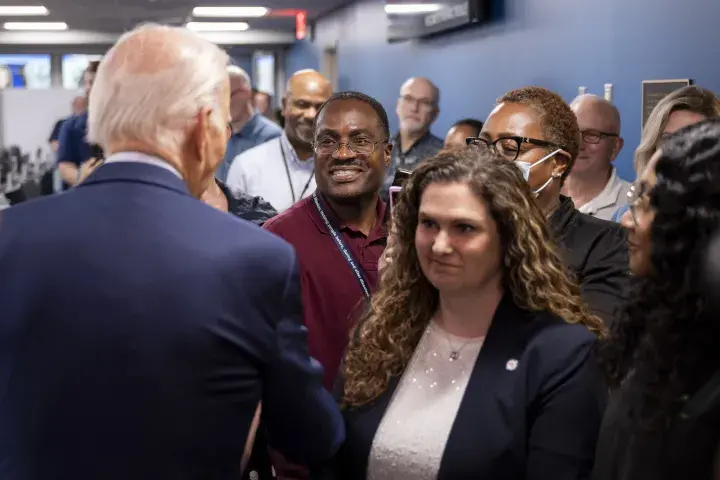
[322,149,607,480]
[470,86,628,326]
[592,118,720,480]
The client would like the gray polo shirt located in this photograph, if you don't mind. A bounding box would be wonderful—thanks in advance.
[382,131,444,198]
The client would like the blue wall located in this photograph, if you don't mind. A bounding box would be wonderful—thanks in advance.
[285,0,720,181]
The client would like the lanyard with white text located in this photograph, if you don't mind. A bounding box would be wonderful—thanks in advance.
[312,192,371,300]
[280,139,314,203]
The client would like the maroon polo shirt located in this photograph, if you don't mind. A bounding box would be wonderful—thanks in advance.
[263,193,388,389]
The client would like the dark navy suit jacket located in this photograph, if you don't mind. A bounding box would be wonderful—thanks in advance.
[324,294,606,480]
[0,160,344,479]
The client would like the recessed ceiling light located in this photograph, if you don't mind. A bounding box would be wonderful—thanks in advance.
[384,3,442,14]
[0,6,49,15]
[3,21,67,30]
[192,6,268,17]
[185,21,250,32]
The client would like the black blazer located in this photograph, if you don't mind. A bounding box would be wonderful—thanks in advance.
[322,295,606,480]
[549,196,629,327]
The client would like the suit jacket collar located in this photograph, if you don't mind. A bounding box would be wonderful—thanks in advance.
[78,161,191,198]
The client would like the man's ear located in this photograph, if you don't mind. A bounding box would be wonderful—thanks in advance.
[612,137,625,161]
[384,142,393,167]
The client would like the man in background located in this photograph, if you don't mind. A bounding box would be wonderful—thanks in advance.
[563,94,630,220]
[443,118,484,149]
[41,95,86,195]
[252,88,272,116]
[0,23,343,479]
[227,69,332,213]
[216,66,281,182]
[382,77,443,198]
[56,61,99,189]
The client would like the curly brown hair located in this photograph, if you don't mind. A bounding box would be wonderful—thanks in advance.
[499,86,581,183]
[341,149,607,407]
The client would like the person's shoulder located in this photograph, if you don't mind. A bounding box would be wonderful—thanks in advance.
[233,136,281,166]
[219,180,278,225]
[574,208,627,242]
[262,196,312,236]
[66,111,87,130]
[428,132,444,145]
[524,312,597,369]
[257,115,283,137]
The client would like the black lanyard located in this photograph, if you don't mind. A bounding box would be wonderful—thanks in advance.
[312,192,371,300]
[280,140,314,203]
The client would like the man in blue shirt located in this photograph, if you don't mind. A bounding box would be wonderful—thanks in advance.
[216,65,282,182]
[57,61,99,189]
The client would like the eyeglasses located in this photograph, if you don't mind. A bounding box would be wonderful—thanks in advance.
[580,130,619,144]
[399,94,436,110]
[313,137,387,156]
[626,182,651,226]
[466,136,562,161]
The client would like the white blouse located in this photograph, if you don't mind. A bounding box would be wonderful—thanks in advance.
[367,321,485,480]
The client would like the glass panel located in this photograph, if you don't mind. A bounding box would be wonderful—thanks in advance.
[61,54,103,89]
[0,54,51,89]
[253,52,275,96]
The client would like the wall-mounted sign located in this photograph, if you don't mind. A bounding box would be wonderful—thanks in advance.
[642,79,692,129]
[386,0,493,42]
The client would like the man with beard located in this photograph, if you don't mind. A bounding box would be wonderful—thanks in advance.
[226,69,332,213]
[381,77,443,198]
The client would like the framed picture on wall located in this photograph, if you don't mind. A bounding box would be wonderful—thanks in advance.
[642,79,692,129]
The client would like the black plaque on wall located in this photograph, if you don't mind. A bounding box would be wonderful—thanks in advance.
[386,0,493,42]
[642,79,692,129]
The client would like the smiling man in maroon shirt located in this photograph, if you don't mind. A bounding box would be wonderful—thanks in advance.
[263,91,392,390]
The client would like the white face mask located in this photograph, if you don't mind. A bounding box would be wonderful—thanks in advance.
[515,149,561,197]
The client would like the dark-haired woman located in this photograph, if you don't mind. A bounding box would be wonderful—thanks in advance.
[474,86,628,326]
[326,149,607,479]
[593,118,720,480]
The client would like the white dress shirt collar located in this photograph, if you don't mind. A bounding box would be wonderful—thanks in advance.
[103,151,183,179]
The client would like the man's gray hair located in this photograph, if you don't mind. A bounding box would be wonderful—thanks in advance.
[87,23,229,157]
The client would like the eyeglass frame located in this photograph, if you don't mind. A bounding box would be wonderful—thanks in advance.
[580,129,619,145]
[312,137,389,156]
[465,135,565,162]
[399,94,436,111]
[626,182,652,226]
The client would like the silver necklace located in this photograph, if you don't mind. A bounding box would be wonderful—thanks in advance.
[434,318,478,362]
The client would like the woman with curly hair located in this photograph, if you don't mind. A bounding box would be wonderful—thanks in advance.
[325,148,607,480]
[593,118,720,480]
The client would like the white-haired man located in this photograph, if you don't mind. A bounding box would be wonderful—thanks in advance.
[0,24,343,480]
[216,65,281,182]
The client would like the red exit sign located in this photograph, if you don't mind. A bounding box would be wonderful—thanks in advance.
[296,11,307,40]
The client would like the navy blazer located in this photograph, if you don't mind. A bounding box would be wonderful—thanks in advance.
[0,161,344,480]
[326,295,606,479]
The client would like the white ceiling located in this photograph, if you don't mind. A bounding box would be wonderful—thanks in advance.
[0,0,352,44]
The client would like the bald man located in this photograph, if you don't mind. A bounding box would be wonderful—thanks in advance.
[382,77,443,198]
[226,69,332,212]
[216,65,282,182]
[563,94,630,220]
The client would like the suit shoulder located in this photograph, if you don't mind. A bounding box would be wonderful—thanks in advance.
[526,312,596,360]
